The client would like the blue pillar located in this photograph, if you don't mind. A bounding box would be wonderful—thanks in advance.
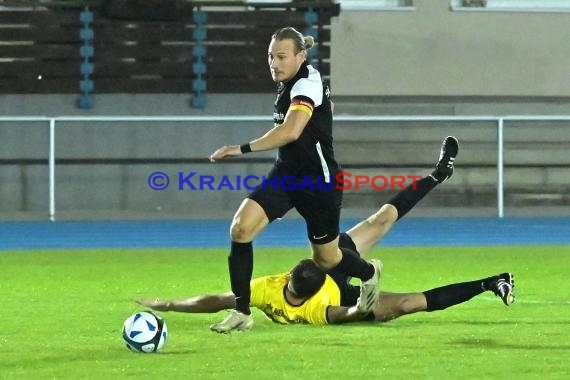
[304,8,319,69]
[191,9,207,109]
[78,7,94,109]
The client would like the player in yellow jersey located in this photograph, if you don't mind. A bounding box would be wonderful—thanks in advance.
[138,137,515,327]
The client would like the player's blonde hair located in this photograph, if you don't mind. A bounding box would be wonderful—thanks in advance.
[271,26,316,54]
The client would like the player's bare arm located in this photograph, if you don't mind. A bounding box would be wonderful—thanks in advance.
[137,292,236,313]
[326,305,371,324]
[250,108,310,151]
[209,109,310,162]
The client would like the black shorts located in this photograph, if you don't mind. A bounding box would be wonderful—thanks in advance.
[248,167,342,244]
[327,232,361,307]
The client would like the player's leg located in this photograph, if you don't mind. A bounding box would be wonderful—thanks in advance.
[311,240,382,313]
[347,136,459,256]
[209,199,267,333]
[372,292,428,322]
[372,273,515,322]
[423,272,515,310]
[227,198,269,313]
[297,185,374,279]
[345,204,398,258]
[210,179,293,333]
[296,186,381,313]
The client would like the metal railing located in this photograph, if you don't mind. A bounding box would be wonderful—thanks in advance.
[1,114,569,220]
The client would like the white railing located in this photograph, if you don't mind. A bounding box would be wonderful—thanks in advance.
[1,114,570,220]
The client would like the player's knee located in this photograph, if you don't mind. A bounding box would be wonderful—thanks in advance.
[313,257,337,270]
[230,220,254,242]
[395,295,423,315]
[312,250,341,270]
[369,205,398,229]
[312,255,329,269]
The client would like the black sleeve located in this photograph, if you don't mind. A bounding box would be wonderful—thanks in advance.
[290,95,315,107]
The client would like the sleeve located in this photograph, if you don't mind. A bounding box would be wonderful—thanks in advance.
[289,97,315,118]
[290,75,323,107]
[304,302,330,325]
[249,277,266,308]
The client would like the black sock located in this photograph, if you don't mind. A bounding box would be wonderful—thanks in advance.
[333,247,375,281]
[228,241,253,315]
[423,277,495,311]
[388,176,438,220]
[430,167,446,183]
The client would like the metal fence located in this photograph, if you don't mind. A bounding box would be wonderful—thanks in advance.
[1,114,569,220]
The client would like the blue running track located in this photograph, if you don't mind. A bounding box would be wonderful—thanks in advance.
[0,218,569,250]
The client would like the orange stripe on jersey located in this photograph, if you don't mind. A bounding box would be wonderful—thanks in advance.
[290,100,314,117]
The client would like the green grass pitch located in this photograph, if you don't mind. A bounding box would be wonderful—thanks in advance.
[1,245,568,379]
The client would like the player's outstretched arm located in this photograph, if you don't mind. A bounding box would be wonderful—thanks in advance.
[209,109,310,162]
[136,292,236,313]
[248,109,310,151]
[326,305,371,324]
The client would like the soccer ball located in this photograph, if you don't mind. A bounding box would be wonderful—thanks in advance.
[122,311,168,353]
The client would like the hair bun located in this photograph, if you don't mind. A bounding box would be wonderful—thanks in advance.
[304,35,315,49]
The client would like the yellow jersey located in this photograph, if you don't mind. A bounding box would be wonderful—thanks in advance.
[250,273,341,325]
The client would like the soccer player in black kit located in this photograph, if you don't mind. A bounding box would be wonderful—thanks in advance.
[208,27,382,332]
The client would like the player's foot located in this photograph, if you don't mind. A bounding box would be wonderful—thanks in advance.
[356,259,383,313]
[431,136,459,183]
[209,310,254,333]
[490,272,515,306]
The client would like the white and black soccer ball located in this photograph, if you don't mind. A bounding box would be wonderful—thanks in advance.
[122,311,168,353]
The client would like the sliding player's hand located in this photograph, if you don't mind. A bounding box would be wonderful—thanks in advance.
[136,298,171,312]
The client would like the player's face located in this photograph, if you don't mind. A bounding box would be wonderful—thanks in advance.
[268,38,305,83]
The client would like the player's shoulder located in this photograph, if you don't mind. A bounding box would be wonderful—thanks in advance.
[308,275,340,298]
[323,274,339,288]
[250,273,289,305]
[291,65,323,106]
[253,273,289,285]
[294,65,322,87]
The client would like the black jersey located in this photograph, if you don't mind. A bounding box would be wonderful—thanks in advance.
[272,61,340,183]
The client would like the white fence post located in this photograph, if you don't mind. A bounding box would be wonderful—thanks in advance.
[497,117,505,218]
[49,118,56,222]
